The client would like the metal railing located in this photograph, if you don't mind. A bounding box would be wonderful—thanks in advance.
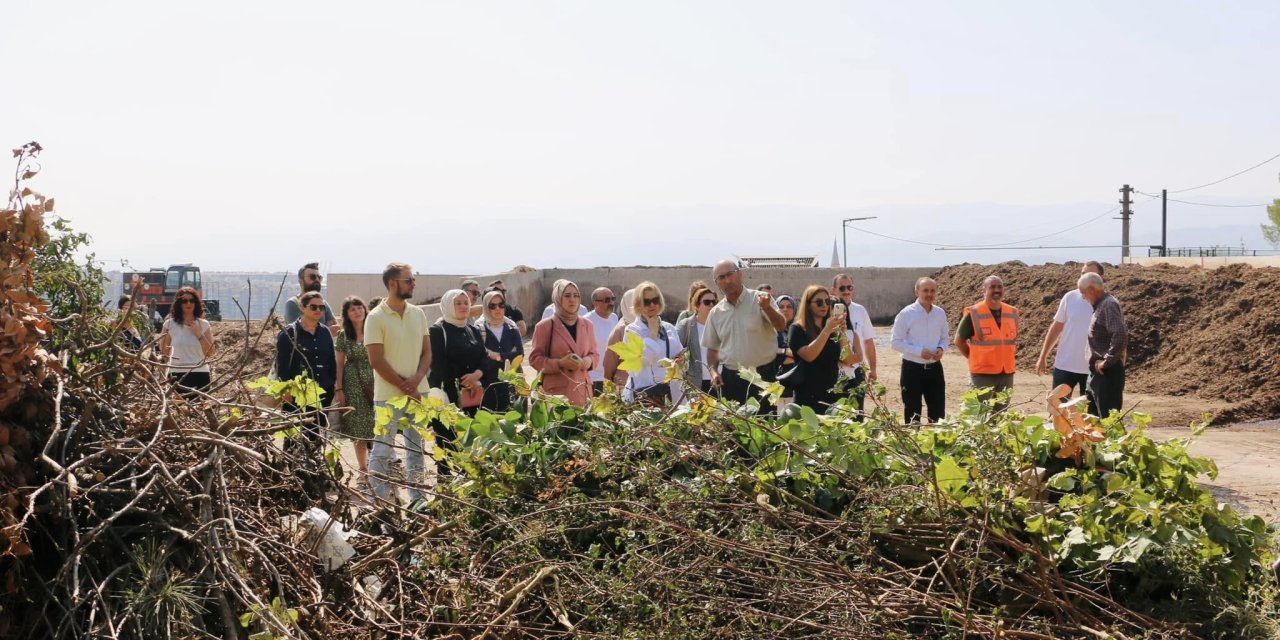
[1149,246,1280,257]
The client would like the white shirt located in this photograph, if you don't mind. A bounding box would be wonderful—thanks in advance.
[697,322,711,381]
[840,301,876,377]
[541,304,591,320]
[1052,289,1093,375]
[622,319,685,404]
[163,318,212,374]
[890,300,950,364]
[586,310,619,382]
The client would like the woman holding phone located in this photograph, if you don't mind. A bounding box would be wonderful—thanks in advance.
[787,285,862,412]
[530,279,599,407]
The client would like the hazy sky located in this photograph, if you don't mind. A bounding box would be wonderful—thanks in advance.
[5,1,1278,274]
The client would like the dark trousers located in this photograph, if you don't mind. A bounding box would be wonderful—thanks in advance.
[900,360,945,424]
[1052,368,1089,398]
[169,371,211,400]
[593,380,606,396]
[721,362,777,415]
[1088,362,1126,418]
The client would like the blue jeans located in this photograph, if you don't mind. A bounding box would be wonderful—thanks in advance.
[368,400,430,502]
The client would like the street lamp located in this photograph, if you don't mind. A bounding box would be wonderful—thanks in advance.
[842,216,878,267]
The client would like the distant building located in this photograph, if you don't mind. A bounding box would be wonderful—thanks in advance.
[737,256,820,269]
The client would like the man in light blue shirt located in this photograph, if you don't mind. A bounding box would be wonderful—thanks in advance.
[890,277,950,423]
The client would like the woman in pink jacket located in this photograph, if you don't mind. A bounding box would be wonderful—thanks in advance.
[529,279,600,407]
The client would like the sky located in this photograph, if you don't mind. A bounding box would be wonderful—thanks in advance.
[4,1,1278,274]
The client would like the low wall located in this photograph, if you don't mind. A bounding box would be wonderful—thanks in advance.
[329,266,933,326]
[1128,256,1280,269]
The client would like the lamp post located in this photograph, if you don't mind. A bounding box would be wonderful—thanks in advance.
[842,217,878,267]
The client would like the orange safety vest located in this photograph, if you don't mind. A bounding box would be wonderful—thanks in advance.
[964,300,1018,374]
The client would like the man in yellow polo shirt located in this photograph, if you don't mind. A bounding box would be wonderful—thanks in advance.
[365,262,433,504]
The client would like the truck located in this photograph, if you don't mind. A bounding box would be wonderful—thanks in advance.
[121,264,222,323]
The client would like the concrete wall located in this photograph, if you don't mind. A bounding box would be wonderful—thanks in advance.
[329,266,933,326]
[543,266,932,323]
[1128,256,1280,269]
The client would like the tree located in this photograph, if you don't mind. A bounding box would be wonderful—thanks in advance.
[1264,198,1280,250]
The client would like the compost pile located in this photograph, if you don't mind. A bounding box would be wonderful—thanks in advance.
[933,261,1280,423]
[2,146,1277,639]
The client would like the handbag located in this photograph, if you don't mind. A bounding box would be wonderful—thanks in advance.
[442,322,487,408]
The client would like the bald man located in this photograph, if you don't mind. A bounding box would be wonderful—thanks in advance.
[704,260,788,413]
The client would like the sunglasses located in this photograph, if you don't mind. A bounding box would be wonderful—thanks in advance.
[179,298,196,304]
[488,302,506,310]
[837,285,853,292]
[306,303,325,311]
[714,268,739,281]
[811,298,831,307]
[642,296,661,306]
[394,278,415,284]
[699,298,717,306]
[306,274,323,281]
[595,297,615,303]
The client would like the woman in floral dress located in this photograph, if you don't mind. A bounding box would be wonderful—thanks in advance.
[334,296,376,477]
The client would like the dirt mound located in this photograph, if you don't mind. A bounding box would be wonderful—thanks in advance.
[933,262,1280,424]
[208,318,281,380]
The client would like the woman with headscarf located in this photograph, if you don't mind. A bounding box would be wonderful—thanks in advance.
[623,281,685,406]
[774,294,797,370]
[602,288,636,388]
[429,289,487,421]
[529,280,599,407]
[676,285,718,394]
[476,289,524,412]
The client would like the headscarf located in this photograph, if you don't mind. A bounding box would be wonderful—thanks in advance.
[619,288,637,325]
[482,290,508,328]
[439,289,470,328]
[551,279,581,325]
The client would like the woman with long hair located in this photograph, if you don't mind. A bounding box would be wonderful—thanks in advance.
[675,285,718,394]
[529,279,599,407]
[476,289,524,412]
[624,281,684,405]
[334,295,376,477]
[159,286,215,399]
[787,285,862,412]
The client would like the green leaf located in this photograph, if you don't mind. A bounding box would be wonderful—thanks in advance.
[934,456,968,497]
[608,332,646,373]
[1047,471,1077,492]
[239,611,255,628]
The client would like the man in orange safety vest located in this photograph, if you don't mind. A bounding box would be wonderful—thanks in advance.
[955,275,1018,409]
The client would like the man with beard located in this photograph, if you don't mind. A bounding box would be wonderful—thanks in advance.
[284,262,339,336]
[365,263,434,504]
[955,275,1019,409]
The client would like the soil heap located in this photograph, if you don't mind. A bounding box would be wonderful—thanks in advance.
[933,261,1280,424]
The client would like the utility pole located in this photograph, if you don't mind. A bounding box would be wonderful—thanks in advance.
[1160,189,1168,257]
[1119,184,1133,261]
[841,216,879,267]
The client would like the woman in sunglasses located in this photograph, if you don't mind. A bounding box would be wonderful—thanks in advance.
[475,289,524,412]
[623,282,685,406]
[275,291,338,426]
[787,285,862,412]
[159,286,216,399]
[676,285,719,394]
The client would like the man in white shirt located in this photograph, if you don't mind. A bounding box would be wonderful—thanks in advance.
[1036,261,1105,398]
[585,287,619,394]
[890,277,950,423]
[832,273,878,412]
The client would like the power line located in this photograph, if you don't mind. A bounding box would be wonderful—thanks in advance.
[1167,151,1280,194]
[1134,190,1269,208]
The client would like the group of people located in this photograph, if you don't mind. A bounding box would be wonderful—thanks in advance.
[150,257,1128,502]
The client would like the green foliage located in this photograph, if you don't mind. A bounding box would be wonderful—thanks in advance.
[425,391,1279,637]
[239,597,299,640]
[33,216,105,330]
[1264,198,1280,249]
[119,541,208,638]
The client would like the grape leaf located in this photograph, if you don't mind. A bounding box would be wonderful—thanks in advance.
[608,331,645,373]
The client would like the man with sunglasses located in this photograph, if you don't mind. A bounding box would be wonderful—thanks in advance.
[365,262,434,504]
[586,287,619,394]
[704,260,788,413]
[284,262,339,337]
[832,274,878,412]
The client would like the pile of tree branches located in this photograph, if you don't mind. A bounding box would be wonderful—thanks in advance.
[1,143,1277,639]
